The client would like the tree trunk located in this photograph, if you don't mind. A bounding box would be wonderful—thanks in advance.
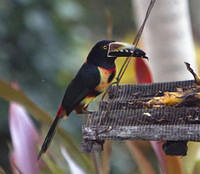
[132,0,196,82]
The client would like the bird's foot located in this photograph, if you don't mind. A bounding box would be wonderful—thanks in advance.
[82,110,93,115]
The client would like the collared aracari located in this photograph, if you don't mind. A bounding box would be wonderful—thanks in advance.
[38,40,148,159]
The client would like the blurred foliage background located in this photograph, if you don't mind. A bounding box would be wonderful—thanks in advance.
[0,0,200,173]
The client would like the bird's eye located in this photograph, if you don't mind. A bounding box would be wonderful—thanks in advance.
[103,45,108,50]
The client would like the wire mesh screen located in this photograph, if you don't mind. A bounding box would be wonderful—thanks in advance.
[82,80,200,152]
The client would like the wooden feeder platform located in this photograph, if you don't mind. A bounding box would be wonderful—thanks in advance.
[81,80,200,154]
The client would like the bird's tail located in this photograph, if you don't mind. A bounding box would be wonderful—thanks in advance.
[38,106,66,160]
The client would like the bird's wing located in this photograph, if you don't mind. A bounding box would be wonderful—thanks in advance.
[38,63,100,159]
[61,63,100,114]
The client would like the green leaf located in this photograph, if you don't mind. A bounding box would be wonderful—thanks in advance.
[182,142,200,174]
[126,141,156,174]
[41,155,67,174]
[0,79,50,123]
[0,79,94,174]
[0,168,6,174]
[53,127,94,173]
[192,160,200,174]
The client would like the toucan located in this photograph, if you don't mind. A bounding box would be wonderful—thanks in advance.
[38,40,148,159]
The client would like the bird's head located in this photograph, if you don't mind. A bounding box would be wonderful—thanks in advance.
[87,40,148,68]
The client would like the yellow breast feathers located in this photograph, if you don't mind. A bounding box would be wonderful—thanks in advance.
[95,66,116,92]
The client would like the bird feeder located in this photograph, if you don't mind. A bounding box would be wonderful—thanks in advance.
[81,79,200,155]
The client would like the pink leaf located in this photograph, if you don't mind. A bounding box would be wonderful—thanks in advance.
[9,84,40,174]
[151,141,168,173]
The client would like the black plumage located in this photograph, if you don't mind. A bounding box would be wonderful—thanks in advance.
[38,40,148,159]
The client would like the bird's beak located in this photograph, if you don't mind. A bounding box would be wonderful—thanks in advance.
[107,42,148,59]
